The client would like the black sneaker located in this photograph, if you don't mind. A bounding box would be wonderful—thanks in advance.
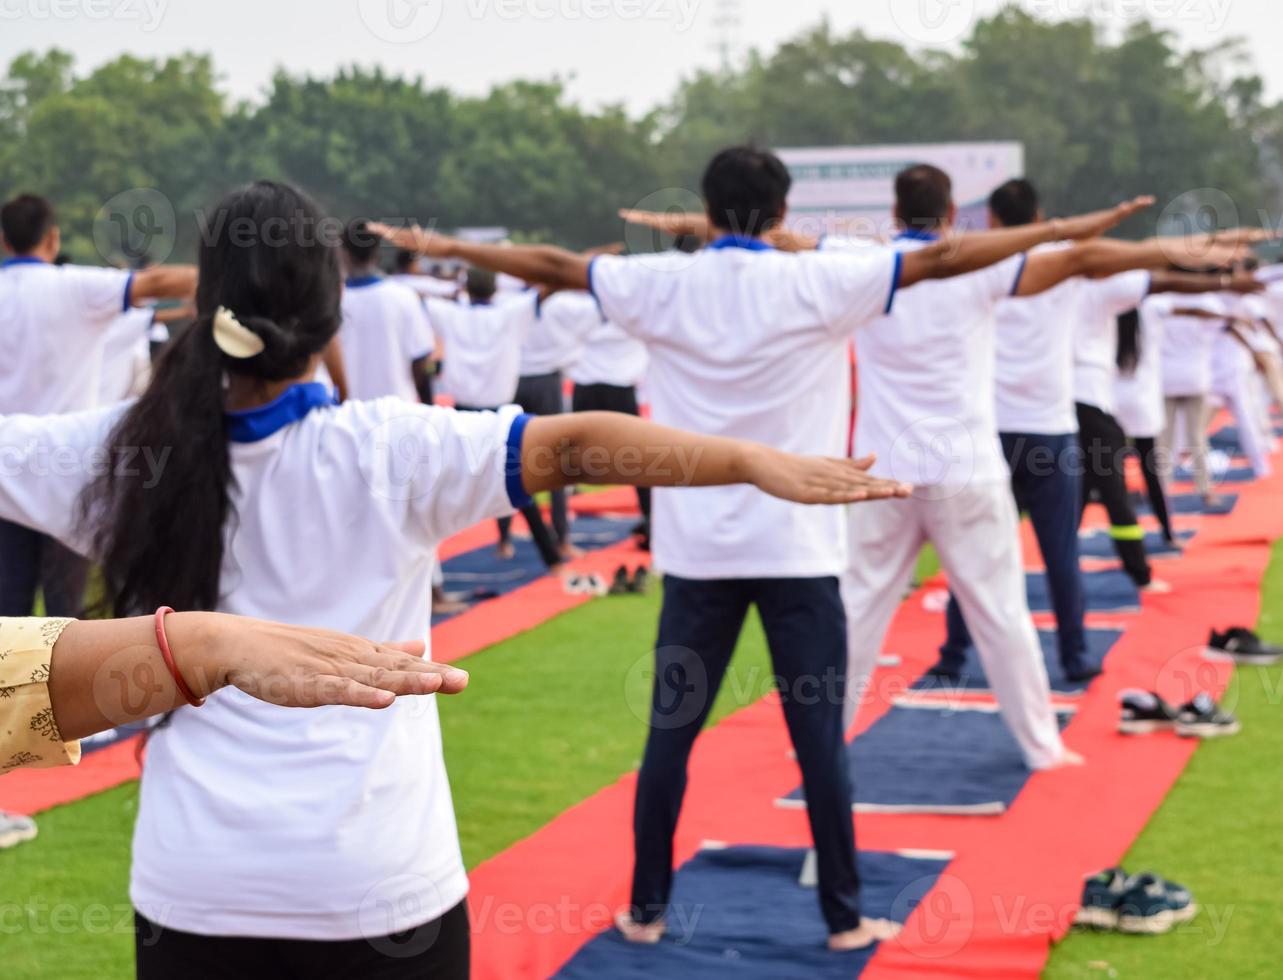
[1207,627,1283,666]
[608,565,632,596]
[1074,868,1130,929]
[1118,691,1179,735]
[629,567,650,594]
[1175,694,1240,738]
[1116,873,1198,934]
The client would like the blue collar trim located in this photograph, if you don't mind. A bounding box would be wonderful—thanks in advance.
[895,228,941,243]
[225,383,336,444]
[470,298,492,306]
[707,235,774,252]
[345,274,382,289]
[2,256,48,268]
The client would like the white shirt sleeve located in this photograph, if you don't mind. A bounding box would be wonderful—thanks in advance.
[65,266,135,323]
[0,406,124,554]
[357,402,533,546]
[805,245,903,337]
[1083,270,1152,320]
[399,291,435,360]
[587,254,663,338]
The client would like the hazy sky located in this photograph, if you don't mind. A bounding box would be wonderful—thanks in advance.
[1,0,1277,112]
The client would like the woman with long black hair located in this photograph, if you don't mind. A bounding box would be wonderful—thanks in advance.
[0,180,907,978]
[1115,304,1180,548]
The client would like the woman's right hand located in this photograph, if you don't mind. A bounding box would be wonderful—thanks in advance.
[177,614,469,710]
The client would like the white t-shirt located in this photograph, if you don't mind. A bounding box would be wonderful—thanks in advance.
[520,291,600,377]
[0,258,134,415]
[390,273,460,300]
[993,242,1079,435]
[829,235,1026,488]
[1156,293,1227,398]
[1115,297,1167,438]
[0,396,529,939]
[428,293,537,408]
[1073,271,1151,413]
[569,315,649,389]
[590,241,899,579]
[339,278,435,403]
[98,307,154,405]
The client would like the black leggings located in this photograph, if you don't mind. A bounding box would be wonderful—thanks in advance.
[134,901,470,980]
[1130,436,1176,543]
[1076,402,1152,587]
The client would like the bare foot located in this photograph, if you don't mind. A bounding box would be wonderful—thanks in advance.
[1035,748,1086,771]
[615,912,665,944]
[1202,495,1225,510]
[1141,578,1173,595]
[432,592,470,616]
[827,918,901,951]
[560,542,586,561]
[496,541,516,560]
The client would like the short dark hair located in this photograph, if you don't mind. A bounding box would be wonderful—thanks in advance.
[342,219,380,264]
[701,145,792,236]
[466,266,496,302]
[1,194,56,254]
[988,179,1040,227]
[393,249,418,274]
[894,165,953,231]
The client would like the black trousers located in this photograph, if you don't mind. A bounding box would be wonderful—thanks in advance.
[455,403,562,569]
[134,902,470,980]
[0,518,89,616]
[631,574,861,935]
[1076,403,1152,586]
[1130,436,1176,543]
[571,382,651,525]
[513,371,569,543]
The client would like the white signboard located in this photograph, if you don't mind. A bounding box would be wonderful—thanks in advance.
[777,142,1025,238]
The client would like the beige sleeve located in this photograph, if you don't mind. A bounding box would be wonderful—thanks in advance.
[0,617,81,773]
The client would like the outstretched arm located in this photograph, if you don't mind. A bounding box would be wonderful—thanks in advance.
[369,223,590,291]
[129,265,198,306]
[1015,239,1253,297]
[520,412,913,505]
[46,613,469,742]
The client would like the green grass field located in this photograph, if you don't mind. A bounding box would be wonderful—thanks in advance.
[1,544,1280,978]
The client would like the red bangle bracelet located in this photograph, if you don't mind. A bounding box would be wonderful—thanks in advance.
[155,606,206,708]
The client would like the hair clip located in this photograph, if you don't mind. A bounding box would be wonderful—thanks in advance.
[212,306,265,359]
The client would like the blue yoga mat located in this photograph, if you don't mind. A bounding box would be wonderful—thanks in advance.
[780,705,1071,815]
[1135,493,1237,517]
[1027,568,1138,613]
[554,846,950,980]
[1174,464,1256,484]
[1077,529,1194,560]
[434,515,637,624]
[1210,425,1283,453]
[911,628,1122,695]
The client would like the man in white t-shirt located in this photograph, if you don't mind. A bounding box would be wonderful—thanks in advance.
[569,294,653,543]
[338,221,436,404]
[936,180,1248,680]
[0,193,196,618]
[514,289,603,558]
[426,269,568,572]
[372,146,1153,950]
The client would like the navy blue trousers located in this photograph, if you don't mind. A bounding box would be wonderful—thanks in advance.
[940,431,1088,674]
[0,518,88,617]
[631,574,861,934]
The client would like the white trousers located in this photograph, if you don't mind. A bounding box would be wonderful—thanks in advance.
[840,481,1064,770]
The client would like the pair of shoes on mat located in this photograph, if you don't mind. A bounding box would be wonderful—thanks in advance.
[1076,868,1198,934]
[562,572,608,596]
[607,565,650,596]
[0,812,37,850]
[1207,626,1283,665]
[1118,691,1240,738]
